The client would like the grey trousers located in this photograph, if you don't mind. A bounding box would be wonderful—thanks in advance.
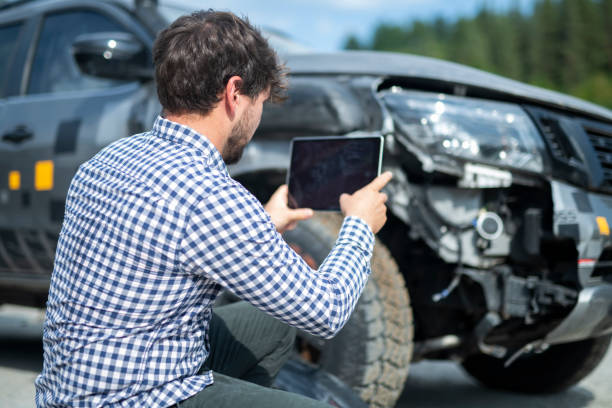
[175,301,329,408]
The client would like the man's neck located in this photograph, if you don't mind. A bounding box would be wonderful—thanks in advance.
[164,111,228,156]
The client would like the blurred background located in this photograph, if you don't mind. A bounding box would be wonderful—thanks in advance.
[164,0,611,109]
[2,0,609,107]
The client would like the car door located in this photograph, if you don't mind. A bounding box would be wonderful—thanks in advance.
[0,4,158,282]
[0,17,35,278]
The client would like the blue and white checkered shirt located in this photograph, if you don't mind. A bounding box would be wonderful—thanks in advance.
[35,116,374,408]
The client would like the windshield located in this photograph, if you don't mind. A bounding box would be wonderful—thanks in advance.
[156,1,312,55]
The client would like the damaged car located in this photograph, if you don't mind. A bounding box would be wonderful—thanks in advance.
[247,52,612,406]
[1,0,612,407]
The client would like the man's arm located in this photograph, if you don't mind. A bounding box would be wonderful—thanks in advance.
[179,173,391,338]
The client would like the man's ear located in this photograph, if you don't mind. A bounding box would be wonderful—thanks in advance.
[224,76,243,119]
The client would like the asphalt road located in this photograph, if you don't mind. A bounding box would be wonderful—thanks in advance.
[1,304,611,408]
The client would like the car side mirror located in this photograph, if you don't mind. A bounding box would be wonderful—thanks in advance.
[72,32,153,81]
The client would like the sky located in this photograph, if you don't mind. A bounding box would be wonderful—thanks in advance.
[164,0,535,52]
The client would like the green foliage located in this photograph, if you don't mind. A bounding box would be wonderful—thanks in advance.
[449,18,492,70]
[346,0,612,109]
[343,35,362,50]
[571,73,612,108]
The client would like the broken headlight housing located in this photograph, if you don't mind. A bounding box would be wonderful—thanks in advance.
[381,89,545,173]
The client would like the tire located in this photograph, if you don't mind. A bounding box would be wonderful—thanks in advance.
[284,213,413,408]
[462,334,612,393]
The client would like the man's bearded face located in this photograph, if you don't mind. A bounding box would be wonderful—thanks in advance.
[223,95,264,165]
[223,114,251,164]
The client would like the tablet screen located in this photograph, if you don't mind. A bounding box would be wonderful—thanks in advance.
[287,136,383,211]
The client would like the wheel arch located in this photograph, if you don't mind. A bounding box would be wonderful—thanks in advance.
[229,140,290,201]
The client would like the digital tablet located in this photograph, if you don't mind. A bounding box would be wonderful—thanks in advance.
[287,136,384,211]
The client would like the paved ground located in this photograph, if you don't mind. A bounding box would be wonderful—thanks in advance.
[1,304,611,408]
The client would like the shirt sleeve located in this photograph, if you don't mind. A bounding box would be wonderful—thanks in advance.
[178,180,374,339]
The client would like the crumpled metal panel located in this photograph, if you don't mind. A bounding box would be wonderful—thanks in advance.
[256,77,376,138]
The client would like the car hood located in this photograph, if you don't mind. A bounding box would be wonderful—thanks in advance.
[285,51,612,123]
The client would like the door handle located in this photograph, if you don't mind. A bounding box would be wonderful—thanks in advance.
[2,125,33,144]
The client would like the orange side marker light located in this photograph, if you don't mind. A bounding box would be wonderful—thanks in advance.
[596,216,610,236]
[35,160,54,191]
[8,171,21,190]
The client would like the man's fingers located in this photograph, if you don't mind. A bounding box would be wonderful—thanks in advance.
[365,171,393,192]
[290,208,314,221]
[272,184,288,199]
[339,193,349,206]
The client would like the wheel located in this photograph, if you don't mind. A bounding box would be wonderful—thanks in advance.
[284,213,413,408]
[462,334,612,393]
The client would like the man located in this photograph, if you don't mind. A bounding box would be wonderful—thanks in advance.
[35,10,391,408]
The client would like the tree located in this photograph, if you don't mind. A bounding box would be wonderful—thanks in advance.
[577,0,606,72]
[371,24,410,52]
[448,18,492,71]
[342,0,612,108]
[344,35,362,50]
[405,21,447,59]
[601,0,612,73]
[475,7,521,79]
[530,0,562,87]
[559,0,589,87]
[516,3,538,82]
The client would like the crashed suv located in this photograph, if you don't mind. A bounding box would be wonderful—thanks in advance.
[1,1,612,407]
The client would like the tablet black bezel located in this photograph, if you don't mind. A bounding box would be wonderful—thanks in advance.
[286,135,384,211]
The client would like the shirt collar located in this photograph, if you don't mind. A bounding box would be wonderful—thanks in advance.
[151,115,227,174]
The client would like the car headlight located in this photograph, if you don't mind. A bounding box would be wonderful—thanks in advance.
[381,89,545,173]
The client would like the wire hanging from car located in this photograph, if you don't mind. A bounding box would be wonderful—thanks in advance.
[432,229,464,302]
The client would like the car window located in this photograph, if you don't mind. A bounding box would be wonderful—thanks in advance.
[0,22,23,98]
[28,10,130,95]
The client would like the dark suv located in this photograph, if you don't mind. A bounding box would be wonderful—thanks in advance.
[1,1,612,407]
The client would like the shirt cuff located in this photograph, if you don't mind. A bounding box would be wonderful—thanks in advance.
[336,216,375,257]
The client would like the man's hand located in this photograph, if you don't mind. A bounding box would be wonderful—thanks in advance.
[340,171,393,234]
[264,185,314,233]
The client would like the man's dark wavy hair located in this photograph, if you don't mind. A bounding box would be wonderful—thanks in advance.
[153,10,287,116]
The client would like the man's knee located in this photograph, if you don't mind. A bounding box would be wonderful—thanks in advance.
[212,301,296,358]
[278,324,297,356]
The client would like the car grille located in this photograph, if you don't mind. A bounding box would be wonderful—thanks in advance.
[541,117,577,162]
[585,125,612,189]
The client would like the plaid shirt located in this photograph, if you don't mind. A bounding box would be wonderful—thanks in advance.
[35,116,374,408]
